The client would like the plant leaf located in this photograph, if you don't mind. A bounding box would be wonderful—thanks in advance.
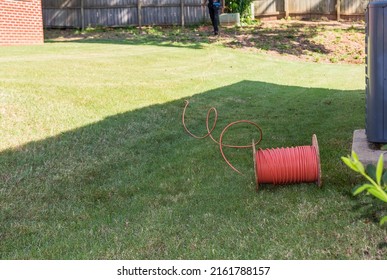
[354,160,365,174]
[367,188,387,203]
[351,150,359,161]
[350,151,365,174]
[352,184,373,196]
[382,170,387,186]
[380,216,387,225]
[366,164,377,181]
[376,154,384,185]
[341,156,359,173]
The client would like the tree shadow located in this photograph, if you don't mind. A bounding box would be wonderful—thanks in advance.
[225,25,329,56]
[44,21,365,60]
[223,21,362,57]
[0,80,366,258]
[44,26,211,50]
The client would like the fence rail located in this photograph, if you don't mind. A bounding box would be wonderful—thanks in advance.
[42,0,371,28]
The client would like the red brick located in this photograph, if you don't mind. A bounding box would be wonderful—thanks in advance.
[0,0,43,45]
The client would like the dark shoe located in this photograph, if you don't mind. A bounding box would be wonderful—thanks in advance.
[214,31,219,36]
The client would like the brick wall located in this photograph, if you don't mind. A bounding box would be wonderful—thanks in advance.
[0,0,44,46]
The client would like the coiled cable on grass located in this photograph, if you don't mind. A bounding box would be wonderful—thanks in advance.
[182,100,263,174]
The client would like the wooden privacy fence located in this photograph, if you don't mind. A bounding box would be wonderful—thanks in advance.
[254,0,369,20]
[42,0,208,28]
[42,0,371,28]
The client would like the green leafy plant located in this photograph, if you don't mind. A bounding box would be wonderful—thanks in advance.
[341,151,387,225]
[225,0,254,20]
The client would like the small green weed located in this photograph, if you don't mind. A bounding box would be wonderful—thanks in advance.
[341,151,387,225]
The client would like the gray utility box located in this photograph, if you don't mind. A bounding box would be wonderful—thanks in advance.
[366,1,387,143]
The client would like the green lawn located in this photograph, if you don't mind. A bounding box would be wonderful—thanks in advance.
[0,34,386,259]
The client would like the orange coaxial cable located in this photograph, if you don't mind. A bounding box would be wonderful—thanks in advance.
[182,100,263,174]
[252,135,322,190]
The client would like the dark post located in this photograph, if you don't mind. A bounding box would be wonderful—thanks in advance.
[81,0,85,30]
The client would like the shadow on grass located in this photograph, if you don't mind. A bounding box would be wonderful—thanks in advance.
[44,21,364,58]
[49,26,328,56]
[1,80,377,259]
[44,26,210,50]
[352,198,387,224]
[224,23,332,56]
[45,36,207,50]
[379,242,387,249]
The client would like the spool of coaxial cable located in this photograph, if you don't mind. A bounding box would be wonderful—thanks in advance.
[252,134,322,190]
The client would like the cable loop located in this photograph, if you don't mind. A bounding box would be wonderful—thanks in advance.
[182,100,263,174]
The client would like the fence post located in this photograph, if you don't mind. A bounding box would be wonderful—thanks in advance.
[80,0,85,30]
[202,0,206,22]
[337,0,341,21]
[181,0,185,27]
[284,0,289,18]
[138,0,142,27]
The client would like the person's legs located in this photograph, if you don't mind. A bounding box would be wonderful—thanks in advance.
[208,6,218,35]
[213,7,219,35]
[208,6,215,27]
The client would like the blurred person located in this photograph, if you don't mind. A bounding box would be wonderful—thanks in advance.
[206,0,221,35]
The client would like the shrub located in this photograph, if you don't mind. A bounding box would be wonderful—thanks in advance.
[225,0,254,20]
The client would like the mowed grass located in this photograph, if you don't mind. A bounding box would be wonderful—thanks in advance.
[0,35,386,259]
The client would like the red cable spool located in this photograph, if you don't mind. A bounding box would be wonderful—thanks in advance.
[252,135,322,191]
